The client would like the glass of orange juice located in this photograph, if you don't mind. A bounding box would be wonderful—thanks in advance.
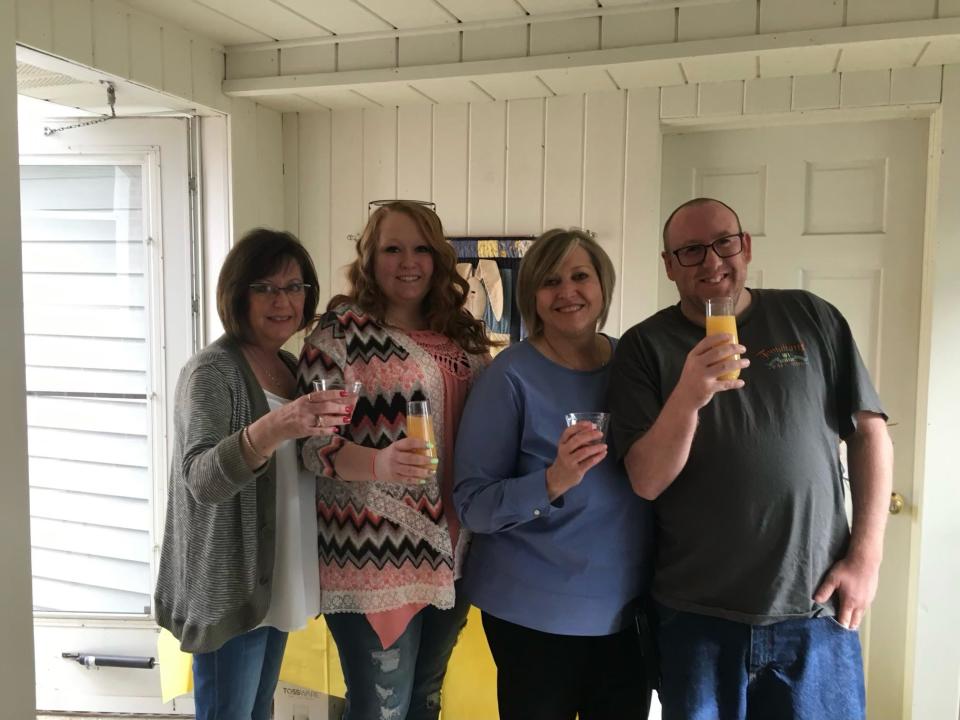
[705,296,740,381]
[406,400,438,481]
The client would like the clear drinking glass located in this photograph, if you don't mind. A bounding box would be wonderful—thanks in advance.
[564,411,610,443]
[406,400,438,478]
[705,296,740,381]
[312,378,363,424]
[313,377,363,396]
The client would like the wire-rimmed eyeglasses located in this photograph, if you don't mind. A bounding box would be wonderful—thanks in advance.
[248,282,312,298]
[671,233,744,267]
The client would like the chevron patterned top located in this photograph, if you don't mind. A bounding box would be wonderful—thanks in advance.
[298,303,487,616]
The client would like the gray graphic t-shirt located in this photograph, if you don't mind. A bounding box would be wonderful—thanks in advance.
[609,289,886,624]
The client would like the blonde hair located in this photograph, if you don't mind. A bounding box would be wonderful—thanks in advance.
[329,201,493,354]
[517,228,616,337]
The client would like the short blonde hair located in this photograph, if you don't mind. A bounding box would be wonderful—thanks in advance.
[517,228,616,337]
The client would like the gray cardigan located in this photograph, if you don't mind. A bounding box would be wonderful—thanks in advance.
[154,335,295,653]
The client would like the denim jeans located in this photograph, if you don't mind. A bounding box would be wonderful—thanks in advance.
[192,625,288,720]
[325,593,470,720]
[657,606,865,720]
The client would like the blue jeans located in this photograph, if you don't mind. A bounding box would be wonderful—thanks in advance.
[657,606,865,720]
[325,593,470,720]
[192,626,288,720]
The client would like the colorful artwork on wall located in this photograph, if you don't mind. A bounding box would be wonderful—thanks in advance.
[448,237,535,353]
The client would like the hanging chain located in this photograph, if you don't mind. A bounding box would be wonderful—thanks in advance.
[44,81,117,137]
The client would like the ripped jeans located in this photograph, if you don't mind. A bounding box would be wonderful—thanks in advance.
[324,592,470,720]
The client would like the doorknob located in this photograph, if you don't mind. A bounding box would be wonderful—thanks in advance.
[889,492,905,515]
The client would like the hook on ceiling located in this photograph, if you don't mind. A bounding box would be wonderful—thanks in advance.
[43,80,118,137]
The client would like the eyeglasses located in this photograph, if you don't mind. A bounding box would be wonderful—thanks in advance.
[368,199,436,214]
[671,233,744,267]
[248,282,312,297]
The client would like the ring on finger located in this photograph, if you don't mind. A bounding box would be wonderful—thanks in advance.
[315,415,323,427]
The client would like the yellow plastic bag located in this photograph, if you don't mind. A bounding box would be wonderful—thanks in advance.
[156,607,498,719]
[156,628,193,703]
[156,619,343,702]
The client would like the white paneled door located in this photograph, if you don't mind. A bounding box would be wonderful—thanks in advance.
[18,109,195,714]
[661,117,928,720]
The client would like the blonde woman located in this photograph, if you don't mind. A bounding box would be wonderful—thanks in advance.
[454,228,654,720]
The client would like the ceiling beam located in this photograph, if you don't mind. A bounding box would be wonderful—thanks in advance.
[226,0,733,53]
[222,17,960,97]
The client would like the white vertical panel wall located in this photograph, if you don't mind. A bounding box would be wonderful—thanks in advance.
[286,90,664,336]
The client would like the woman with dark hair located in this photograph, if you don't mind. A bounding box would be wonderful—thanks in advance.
[155,228,349,720]
[298,201,492,720]
[454,228,655,720]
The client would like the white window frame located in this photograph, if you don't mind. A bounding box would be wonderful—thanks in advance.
[21,149,169,625]
[21,123,199,713]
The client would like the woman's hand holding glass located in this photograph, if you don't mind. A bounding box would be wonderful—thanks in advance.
[372,438,439,484]
[545,421,607,501]
[245,389,352,467]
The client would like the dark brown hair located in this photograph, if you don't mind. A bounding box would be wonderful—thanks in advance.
[329,200,493,354]
[216,227,320,343]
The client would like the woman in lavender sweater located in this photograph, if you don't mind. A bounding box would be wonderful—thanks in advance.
[454,228,655,720]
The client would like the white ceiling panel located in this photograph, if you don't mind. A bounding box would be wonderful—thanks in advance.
[538,66,618,94]
[608,60,685,88]
[197,0,329,40]
[354,82,435,106]
[519,0,600,12]
[599,0,681,4]
[18,95,97,118]
[474,73,553,100]
[359,0,458,29]
[435,0,526,22]
[255,93,331,112]
[409,78,494,103]
[124,0,272,44]
[298,88,382,109]
[837,39,927,72]
[760,46,838,78]
[18,79,195,116]
[918,37,960,66]
[276,0,391,34]
[682,53,756,83]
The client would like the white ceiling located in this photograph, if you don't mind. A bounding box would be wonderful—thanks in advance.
[25,1,960,114]
[123,0,673,45]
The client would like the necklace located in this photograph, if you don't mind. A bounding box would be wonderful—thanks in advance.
[245,347,286,386]
[384,312,428,332]
[540,333,606,371]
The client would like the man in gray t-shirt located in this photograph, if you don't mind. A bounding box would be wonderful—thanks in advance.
[610,198,893,720]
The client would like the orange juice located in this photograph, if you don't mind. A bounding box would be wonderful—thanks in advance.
[406,414,438,461]
[705,314,740,381]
